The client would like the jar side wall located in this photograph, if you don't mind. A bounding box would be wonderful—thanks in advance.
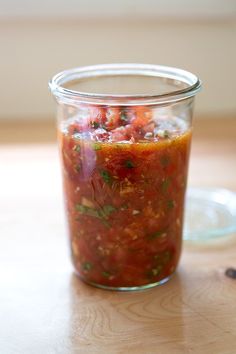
[57,99,193,289]
[49,64,201,106]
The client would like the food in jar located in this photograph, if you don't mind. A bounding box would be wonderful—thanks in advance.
[59,105,191,288]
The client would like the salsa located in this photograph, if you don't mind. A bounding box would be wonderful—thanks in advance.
[59,105,191,288]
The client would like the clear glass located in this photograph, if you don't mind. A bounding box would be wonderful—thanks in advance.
[49,63,201,290]
[184,187,236,241]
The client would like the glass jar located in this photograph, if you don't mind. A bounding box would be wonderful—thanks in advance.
[49,63,201,290]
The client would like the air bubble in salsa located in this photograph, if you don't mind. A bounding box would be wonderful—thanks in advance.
[59,106,191,289]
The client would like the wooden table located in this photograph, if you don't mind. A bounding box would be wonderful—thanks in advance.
[0,118,236,354]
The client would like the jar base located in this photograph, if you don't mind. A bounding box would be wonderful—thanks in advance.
[74,272,173,291]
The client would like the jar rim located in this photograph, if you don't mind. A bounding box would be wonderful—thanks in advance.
[49,63,201,106]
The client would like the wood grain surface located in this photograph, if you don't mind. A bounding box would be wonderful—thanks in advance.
[0,118,236,354]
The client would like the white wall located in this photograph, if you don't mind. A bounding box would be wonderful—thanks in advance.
[1,0,236,20]
[1,18,236,120]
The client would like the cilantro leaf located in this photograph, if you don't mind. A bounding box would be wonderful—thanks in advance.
[124,160,135,169]
[100,170,112,184]
[83,262,93,271]
[149,230,165,240]
[160,155,170,167]
[92,142,102,151]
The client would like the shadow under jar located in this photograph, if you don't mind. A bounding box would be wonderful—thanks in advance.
[49,64,201,290]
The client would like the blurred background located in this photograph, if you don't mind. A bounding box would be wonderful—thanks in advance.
[0,0,236,122]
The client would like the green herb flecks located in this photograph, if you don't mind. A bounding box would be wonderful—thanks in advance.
[160,155,170,167]
[157,129,170,139]
[154,254,162,262]
[147,265,163,278]
[149,230,166,240]
[167,199,175,209]
[102,271,111,278]
[124,160,135,169]
[163,130,170,138]
[102,205,116,216]
[75,203,116,226]
[162,251,171,264]
[120,110,129,122]
[76,204,101,218]
[161,178,170,192]
[82,262,93,271]
[73,145,81,152]
[151,265,162,276]
[100,169,112,184]
[92,142,102,151]
[90,121,100,129]
[75,164,81,172]
[154,250,172,265]
[100,219,111,228]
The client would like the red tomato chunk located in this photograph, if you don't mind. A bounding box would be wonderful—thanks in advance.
[59,106,191,288]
